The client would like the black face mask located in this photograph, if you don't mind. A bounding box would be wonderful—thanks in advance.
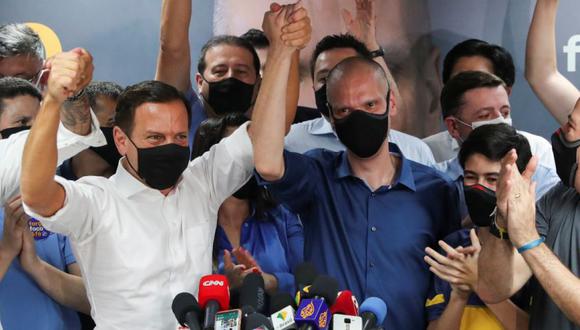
[331,93,390,158]
[90,127,122,170]
[0,125,31,139]
[464,184,497,227]
[203,77,255,115]
[551,128,580,187]
[126,138,190,190]
[233,176,259,200]
[314,84,330,117]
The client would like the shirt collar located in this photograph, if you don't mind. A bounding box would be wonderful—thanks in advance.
[308,117,335,136]
[110,157,157,198]
[335,143,416,191]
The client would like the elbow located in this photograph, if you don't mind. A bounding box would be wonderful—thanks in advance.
[255,161,284,182]
[477,283,510,304]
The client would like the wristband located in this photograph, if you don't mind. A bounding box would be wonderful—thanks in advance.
[489,211,510,240]
[517,237,545,254]
[369,47,385,58]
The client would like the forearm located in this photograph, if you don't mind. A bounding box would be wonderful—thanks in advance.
[284,51,300,134]
[155,0,192,91]
[59,96,92,136]
[0,249,16,281]
[486,300,529,330]
[478,230,530,303]
[251,46,293,180]
[522,243,580,325]
[525,0,579,125]
[427,292,468,330]
[27,260,91,314]
[21,96,65,216]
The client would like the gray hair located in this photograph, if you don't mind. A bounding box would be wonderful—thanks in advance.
[0,23,45,60]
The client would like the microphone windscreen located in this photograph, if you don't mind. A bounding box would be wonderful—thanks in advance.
[172,292,201,326]
[330,290,359,316]
[198,274,230,310]
[293,262,318,289]
[269,292,296,314]
[243,313,274,330]
[309,275,340,305]
[239,273,267,313]
[359,297,387,324]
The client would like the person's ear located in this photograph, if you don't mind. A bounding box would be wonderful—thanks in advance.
[505,85,513,96]
[445,117,461,140]
[195,73,204,93]
[388,90,397,117]
[113,126,128,156]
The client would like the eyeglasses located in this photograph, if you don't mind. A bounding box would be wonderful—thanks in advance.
[0,68,49,88]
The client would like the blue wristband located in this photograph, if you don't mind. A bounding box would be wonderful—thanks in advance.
[517,237,545,254]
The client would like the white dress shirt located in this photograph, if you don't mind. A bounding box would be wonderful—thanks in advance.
[0,112,105,205]
[284,117,436,166]
[423,130,557,171]
[24,123,254,330]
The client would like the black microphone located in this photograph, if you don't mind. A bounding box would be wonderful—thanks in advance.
[172,292,202,330]
[244,312,274,330]
[294,262,318,291]
[239,273,268,314]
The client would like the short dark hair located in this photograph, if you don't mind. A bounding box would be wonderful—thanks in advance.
[0,23,44,60]
[114,80,191,136]
[240,29,269,49]
[86,81,123,111]
[197,35,260,77]
[310,34,372,79]
[459,123,531,174]
[443,38,515,87]
[0,77,42,116]
[441,71,506,118]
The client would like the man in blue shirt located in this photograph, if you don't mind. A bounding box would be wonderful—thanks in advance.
[254,56,461,329]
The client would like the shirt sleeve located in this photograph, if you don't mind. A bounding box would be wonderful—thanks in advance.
[255,150,318,213]
[185,122,254,212]
[425,274,451,321]
[439,180,462,239]
[0,110,105,205]
[23,175,105,241]
[535,183,556,238]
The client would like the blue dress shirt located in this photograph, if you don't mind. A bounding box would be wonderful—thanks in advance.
[215,205,304,294]
[256,144,461,330]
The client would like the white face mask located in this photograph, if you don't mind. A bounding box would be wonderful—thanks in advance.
[471,116,513,129]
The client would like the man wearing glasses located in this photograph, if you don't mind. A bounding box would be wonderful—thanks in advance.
[0,23,47,88]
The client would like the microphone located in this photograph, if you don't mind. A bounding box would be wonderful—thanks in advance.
[199,274,231,330]
[172,292,202,330]
[329,291,359,316]
[294,263,318,306]
[244,312,274,330]
[332,315,362,330]
[294,275,339,330]
[239,273,267,314]
[269,292,297,330]
[358,297,387,330]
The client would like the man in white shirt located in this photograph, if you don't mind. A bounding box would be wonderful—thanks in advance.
[284,4,435,166]
[431,71,559,198]
[19,4,311,329]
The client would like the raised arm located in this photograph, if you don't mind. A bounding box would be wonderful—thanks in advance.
[252,1,311,181]
[525,0,579,125]
[155,0,192,92]
[20,49,93,217]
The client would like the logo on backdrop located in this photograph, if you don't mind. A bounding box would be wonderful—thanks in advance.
[564,34,580,72]
[25,22,62,58]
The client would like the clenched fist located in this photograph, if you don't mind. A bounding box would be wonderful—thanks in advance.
[45,48,94,103]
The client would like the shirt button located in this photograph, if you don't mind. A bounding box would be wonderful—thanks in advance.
[371,226,377,232]
[371,193,376,198]
[244,223,249,227]
[369,262,375,268]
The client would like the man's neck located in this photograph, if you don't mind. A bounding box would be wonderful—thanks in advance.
[348,143,399,192]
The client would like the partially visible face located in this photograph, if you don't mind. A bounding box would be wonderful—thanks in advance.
[114,100,189,174]
[213,0,440,137]
[463,153,501,191]
[559,98,580,192]
[0,94,40,130]
[313,48,359,92]
[0,54,43,83]
[195,44,258,99]
[327,68,390,120]
[449,56,495,80]
[93,95,118,128]
[447,86,511,141]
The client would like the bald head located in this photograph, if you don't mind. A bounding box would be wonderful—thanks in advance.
[327,57,389,105]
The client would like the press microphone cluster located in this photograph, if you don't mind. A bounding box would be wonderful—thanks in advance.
[171,262,387,330]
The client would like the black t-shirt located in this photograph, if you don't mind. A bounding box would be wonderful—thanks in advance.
[531,182,580,330]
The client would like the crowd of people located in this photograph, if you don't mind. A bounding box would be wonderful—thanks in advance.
[1,0,579,329]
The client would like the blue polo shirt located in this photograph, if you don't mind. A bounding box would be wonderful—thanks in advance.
[215,205,304,294]
[257,144,461,330]
[0,212,81,330]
